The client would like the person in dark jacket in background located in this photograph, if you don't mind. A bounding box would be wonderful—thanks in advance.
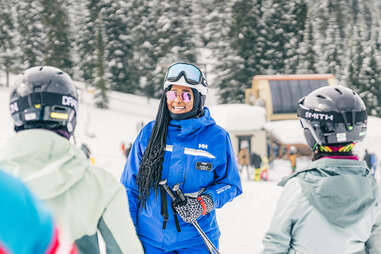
[262,85,381,253]
[364,149,371,168]
[121,62,242,253]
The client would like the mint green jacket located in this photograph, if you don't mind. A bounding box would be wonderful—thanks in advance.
[0,129,143,254]
[262,158,381,254]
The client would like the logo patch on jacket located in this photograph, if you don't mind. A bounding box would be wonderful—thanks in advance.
[196,161,213,171]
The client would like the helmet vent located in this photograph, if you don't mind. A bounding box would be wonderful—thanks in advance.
[52,106,66,112]
[335,88,343,95]
[57,72,63,75]
[39,67,43,71]
[316,94,327,99]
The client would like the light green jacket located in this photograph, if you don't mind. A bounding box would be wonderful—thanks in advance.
[0,129,143,254]
[262,158,381,254]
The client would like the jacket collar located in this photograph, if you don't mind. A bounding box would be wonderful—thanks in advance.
[278,158,370,187]
[0,129,87,199]
[168,107,215,136]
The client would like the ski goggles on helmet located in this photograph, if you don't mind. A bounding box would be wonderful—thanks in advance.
[164,63,208,95]
[166,90,192,103]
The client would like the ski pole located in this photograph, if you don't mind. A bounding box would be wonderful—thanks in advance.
[159,180,218,254]
[159,179,177,200]
[172,184,220,254]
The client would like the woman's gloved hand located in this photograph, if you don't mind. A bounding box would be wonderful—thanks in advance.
[173,195,214,223]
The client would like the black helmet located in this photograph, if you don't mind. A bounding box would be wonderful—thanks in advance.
[297,85,367,149]
[9,66,78,137]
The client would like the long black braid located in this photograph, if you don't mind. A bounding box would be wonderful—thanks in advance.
[137,89,170,208]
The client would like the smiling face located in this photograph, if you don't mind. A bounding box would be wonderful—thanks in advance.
[166,85,194,114]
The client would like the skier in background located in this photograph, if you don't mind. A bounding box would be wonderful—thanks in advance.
[80,143,95,165]
[364,149,378,178]
[0,66,143,254]
[238,142,251,180]
[364,149,371,169]
[0,169,75,254]
[288,146,297,173]
[250,151,262,181]
[262,85,381,253]
[121,142,132,159]
[370,153,378,177]
[121,62,242,253]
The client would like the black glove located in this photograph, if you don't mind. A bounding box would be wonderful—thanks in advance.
[173,195,214,223]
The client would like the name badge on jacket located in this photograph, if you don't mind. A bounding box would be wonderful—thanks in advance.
[196,161,213,171]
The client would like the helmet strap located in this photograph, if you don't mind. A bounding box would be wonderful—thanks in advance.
[318,143,355,153]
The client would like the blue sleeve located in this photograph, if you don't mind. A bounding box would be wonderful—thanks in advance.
[203,133,242,209]
[120,129,145,227]
[32,199,58,254]
[0,171,56,254]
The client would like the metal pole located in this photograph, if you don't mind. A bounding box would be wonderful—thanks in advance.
[159,180,220,254]
[172,184,220,254]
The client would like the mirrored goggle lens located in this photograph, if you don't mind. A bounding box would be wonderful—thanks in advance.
[166,63,201,84]
[166,91,192,103]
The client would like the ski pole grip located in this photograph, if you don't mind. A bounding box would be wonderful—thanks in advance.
[173,184,186,202]
[159,179,177,200]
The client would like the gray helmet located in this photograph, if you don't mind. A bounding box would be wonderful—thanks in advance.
[9,66,78,136]
[297,85,367,149]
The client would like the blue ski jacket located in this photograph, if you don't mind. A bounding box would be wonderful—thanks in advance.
[0,169,57,254]
[121,107,242,251]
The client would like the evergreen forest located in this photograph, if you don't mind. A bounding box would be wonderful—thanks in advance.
[1,0,381,116]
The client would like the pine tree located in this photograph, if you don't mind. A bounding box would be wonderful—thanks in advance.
[124,0,162,98]
[261,0,307,74]
[40,0,73,74]
[354,1,381,117]
[283,0,308,74]
[214,0,264,103]
[76,0,101,86]
[15,0,45,67]
[358,46,381,117]
[126,0,197,98]
[75,0,109,108]
[102,0,135,93]
[94,13,108,108]
[297,21,318,74]
[0,0,19,86]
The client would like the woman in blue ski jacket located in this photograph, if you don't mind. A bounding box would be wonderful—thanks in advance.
[121,62,242,253]
[261,85,381,254]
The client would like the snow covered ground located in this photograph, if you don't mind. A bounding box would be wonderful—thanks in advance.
[0,77,381,253]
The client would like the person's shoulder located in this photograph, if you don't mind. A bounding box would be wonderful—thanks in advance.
[279,176,306,207]
[85,166,124,194]
[138,120,155,135]
[0,170,30,198]
[283,175,301,189]
[205,122,229,137]
[88,166,120,182]
[144,120,155,128]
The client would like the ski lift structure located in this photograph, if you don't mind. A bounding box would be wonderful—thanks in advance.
[245,74,337,121]
[245,74,338,160]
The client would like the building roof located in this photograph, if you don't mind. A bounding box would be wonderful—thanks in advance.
[209,104,266,132]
